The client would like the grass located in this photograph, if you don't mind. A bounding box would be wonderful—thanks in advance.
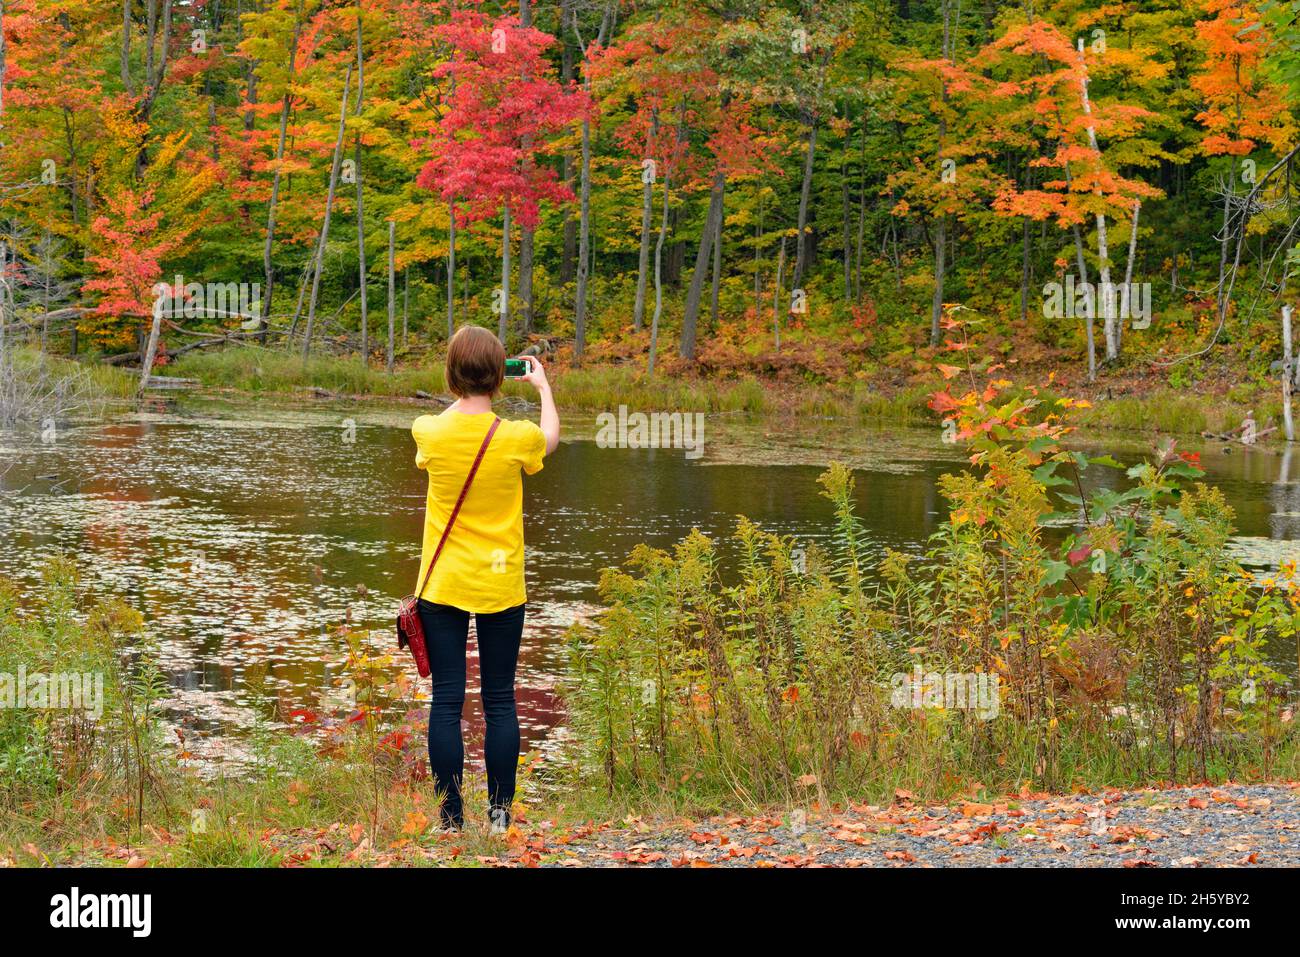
[560,441,1300,813]
[1075,388,1288,441]
[6,432,1300,866]
[0,557,595,868]
[1078,390,1227,435]
[170,344,1288,442]
[792,382,933,424]
[78,357,137,401]
[0,347,135,428]
[170,344,932,421]
[171,345,774,414]
[551,364,770,414]
[164,342,1300,444]
[170,346,446,397]
[7,347,137,400]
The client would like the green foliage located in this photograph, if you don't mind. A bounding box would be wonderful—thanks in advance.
[0,556,163,829]
[5,0,1299,396]
[562,394,1300,810]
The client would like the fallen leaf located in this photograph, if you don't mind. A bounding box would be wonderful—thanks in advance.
[401,811,429,836]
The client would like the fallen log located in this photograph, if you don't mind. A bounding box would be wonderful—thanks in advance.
[143,376,200,391]
[1201,425,1278,443]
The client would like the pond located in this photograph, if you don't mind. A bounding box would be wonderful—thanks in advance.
[3,393,1299,770]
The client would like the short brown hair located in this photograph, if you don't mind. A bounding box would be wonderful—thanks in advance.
[445,325,505,398]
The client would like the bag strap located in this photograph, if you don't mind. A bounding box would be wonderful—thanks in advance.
[415,416,501,601]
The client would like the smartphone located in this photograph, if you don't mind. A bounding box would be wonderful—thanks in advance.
[504,357,531,379]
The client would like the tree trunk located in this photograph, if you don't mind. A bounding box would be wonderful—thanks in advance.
[39,231,53,354]
[773,235,787,351]
[354,1,368,363]
[574,112,592,359]
[119,0,132,96]
[708,187,724,329]
[517,224,534,335]
[1076,39,1115,361]
[499,203,511,343]
[132,0,175,178]
[1217,161,1234,322]
[1020,215,1031,325]
[515,0,535,336]
[1119,200,1140,355]
[930,215,946,345]
[301,63,353,362]
[930,0,952,346]
[446,203,456,340]
[841,142,852,300]
[1073,222,1096,381]
[138,300,164,394]
[0,0,7,125]
[572,2,614,361]
[353,144,368,358]
[1283,304,1296,442]
[1058,116,1096,383]
[792,109,818,291]
[262,10,301,345]
[680,169,725,359]
[1096,212,1114,359]
[241,13,258,138]
[387,220,395,373]
[648,167,671,376]
[633,110,659,331]
[855,126,866,300]
[0,244,8,360]
[559,17,576,284]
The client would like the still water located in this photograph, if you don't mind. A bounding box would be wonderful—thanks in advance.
[3,395,1299,768]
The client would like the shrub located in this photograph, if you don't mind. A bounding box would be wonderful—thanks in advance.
[561,314,1300,810]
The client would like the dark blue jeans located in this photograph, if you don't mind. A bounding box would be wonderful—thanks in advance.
[416,600,525,828]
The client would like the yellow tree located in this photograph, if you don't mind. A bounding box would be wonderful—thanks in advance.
[980,20,1161,376]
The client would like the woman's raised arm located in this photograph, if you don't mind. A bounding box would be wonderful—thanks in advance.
[521,356,560,456]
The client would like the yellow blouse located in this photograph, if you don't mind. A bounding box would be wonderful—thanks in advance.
[412,409,546,613]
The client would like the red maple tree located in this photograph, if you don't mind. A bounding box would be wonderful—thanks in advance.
[415,6,587,231]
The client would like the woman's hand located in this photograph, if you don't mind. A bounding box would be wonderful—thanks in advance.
[518,355,551,393]
[518,355,560,456]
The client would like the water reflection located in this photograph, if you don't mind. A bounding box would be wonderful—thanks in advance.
[2,403,1299,768]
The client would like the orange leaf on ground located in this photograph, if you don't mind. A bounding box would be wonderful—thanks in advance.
[402,811,429,836]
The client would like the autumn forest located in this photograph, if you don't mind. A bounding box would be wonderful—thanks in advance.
[0,0,1297,407]
[10,0,1300,883]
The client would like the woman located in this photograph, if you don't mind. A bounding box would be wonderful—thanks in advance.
[411,325,559,833]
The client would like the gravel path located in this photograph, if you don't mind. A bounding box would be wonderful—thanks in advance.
[510,783,1300,868]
